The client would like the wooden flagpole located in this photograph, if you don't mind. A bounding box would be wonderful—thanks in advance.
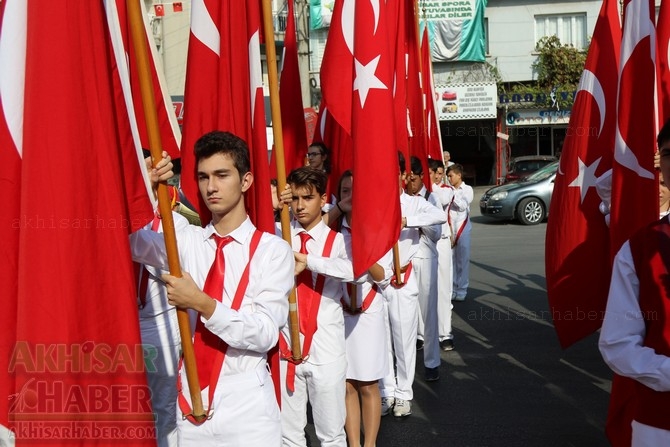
[126,0,206,422]
[260,0,302,361]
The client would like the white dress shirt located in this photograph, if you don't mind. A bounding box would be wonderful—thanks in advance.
[449,182,474,232]
[130,217,294,376]
[397,192,447,266]
[283,219,353,365]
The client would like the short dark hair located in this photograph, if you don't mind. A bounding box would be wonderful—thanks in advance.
[398,151,406,174]
[428,158,444,172]
[447,163,463,175]
[194,131,251,178]
[658,119,670,149]
[410,156,424,176]
[287,166,329,196]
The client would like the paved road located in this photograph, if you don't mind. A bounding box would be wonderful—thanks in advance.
[308,186,613,446]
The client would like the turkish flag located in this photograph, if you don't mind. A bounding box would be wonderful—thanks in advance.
[1,1,156,444]
[321,0,400,276]
[154,4,165,17]
[545,0,620,349]
[173,2,184,13]
[314,104,353,191]
[657,0,670,124]
[271,0,308,175]
[180,0,274,233]
[606,1,658,446]
[610,0,657,254]
[112,0,181,160]
[421,26,443,163]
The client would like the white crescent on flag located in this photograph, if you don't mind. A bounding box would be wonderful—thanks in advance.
[614,0,655,180]
[192,0,220,56]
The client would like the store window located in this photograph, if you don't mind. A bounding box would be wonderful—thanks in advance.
[535,13,587,49]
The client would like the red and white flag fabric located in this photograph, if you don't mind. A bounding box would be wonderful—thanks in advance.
[421,26,443,163]
[657,0,670,125]
[545,0,621,349]
[272,0,308,175]
[320,0,400,276]
[389,0,410,165]
[405,2,426,170]
[111,0,182,160]
[180,0,274,232]
[1,1,159,444]
[605,2,658,446]
[610,0,657,254]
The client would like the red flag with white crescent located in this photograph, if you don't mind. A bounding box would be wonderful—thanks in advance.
[180,0,273,232]
[610,0,657,254]
[545,0,620,349]
[1,1,157,443]
[321,0,400,276]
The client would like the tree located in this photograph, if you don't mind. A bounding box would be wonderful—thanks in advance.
[532,35,587,89]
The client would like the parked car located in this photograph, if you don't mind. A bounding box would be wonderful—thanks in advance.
[504,155,557,183]
[480,161,558,225]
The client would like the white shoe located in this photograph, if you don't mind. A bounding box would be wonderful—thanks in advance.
[381,397,395,416]
[393,399,412,417]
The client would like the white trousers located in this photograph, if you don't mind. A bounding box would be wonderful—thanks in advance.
[632,420,670,447]
[177,365,281,446]
[280,357,347,447]
[452,222,472,298]
[414,255,440,369]
[436,237,453,340]
[140,308,180,447]
[380,271,419,401]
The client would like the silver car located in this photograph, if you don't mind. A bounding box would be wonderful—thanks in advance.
[479,161,558,225]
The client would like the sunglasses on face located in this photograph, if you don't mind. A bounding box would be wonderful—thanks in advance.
[307,152,322,158]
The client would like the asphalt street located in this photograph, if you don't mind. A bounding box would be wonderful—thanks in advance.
[307,186,613,447]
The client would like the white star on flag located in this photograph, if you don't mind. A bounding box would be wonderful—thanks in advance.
[353,55,387,108]
[569,157,602,203]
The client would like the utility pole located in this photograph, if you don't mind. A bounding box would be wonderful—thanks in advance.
[295,0,312,107]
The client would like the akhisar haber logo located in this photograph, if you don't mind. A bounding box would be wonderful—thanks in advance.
[9,341,156,374]
[8,378,152,419]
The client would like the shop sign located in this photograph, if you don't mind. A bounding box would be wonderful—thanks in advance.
[506,109,571,126]
[435,82,497,121]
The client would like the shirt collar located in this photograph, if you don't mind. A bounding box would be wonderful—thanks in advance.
[203,216,255,245]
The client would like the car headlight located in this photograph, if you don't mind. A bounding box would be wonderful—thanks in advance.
[490,191,508,201]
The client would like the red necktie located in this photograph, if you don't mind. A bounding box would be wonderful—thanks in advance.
[136,215,162,308]
[296,232,312,334]
[193,234,234,390]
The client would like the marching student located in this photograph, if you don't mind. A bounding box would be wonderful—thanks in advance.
[428,159,456,351]
[599,119,670,446]
[405,156,443,382]
[380,152,446,417]
[130,131,294,446]
[336,170,394,447]
[279,166,352,447]
[446,163,474,301]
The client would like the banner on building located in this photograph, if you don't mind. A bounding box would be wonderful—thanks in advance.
[435,82,496,121]
[423,0,487,62]
[310,0,334,29]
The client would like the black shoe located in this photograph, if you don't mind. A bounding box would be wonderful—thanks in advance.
[425,366,439,382]
[416,339,424,351]
[440,339,454,352]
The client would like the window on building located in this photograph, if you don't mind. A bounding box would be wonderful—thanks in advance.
[535,13,587,49]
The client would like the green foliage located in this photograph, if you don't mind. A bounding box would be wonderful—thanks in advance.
[532,35,587,89]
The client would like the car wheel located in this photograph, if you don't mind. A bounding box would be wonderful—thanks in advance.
[517,197,545,225]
